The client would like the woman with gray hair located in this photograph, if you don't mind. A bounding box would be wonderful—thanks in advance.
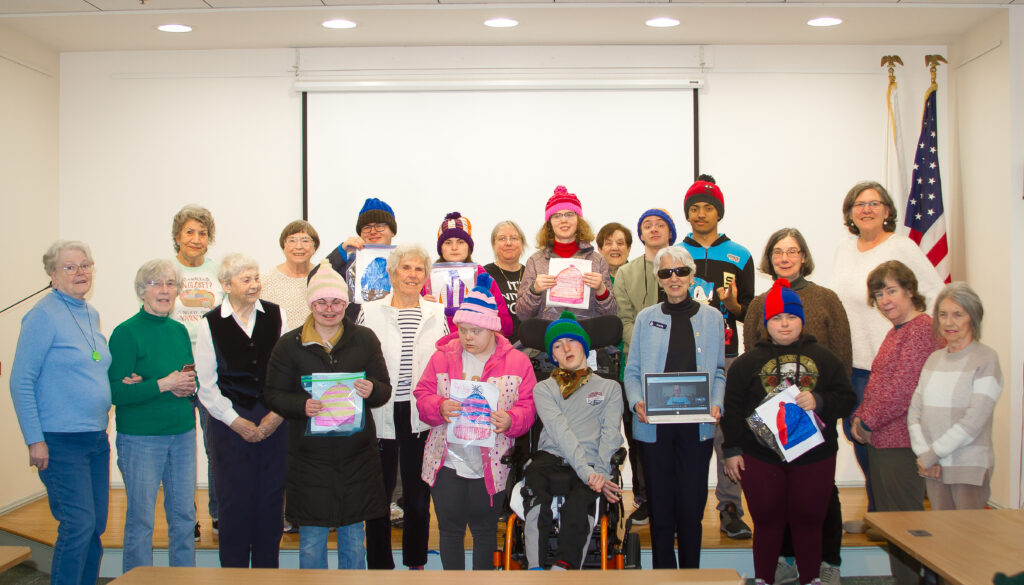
[908,282,1003,510]
[108,259,197,572]
[623,245,726,569]
[484,220,528,344]
[10,241,112,585]
[195,254,285,567]
[357,243,449,569]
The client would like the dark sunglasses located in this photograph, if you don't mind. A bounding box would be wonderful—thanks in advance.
[657,266,693,279]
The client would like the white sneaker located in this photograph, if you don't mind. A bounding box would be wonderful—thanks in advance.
[775,557,799,585]
[819,561,841,585]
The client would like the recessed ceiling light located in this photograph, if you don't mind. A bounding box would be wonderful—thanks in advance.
[157,24,192,33]
[646,17,680,28]
[807,17,842,27]
[485,18,518,28]
[322,19,357,29]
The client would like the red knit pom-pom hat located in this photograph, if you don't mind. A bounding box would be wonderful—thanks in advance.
[545,185,583,222]
[684,177,725,219]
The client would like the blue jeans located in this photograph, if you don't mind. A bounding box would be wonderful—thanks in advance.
[116,430,197,572]
[842,367,874,512]
[299,524,366,569]
[39,431,109,585]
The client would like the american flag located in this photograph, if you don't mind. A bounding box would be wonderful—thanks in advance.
[904,86,951,283]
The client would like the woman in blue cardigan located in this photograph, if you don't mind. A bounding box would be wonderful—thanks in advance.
[623,245,726,569]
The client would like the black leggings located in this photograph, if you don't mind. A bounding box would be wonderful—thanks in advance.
[431,467,500,570]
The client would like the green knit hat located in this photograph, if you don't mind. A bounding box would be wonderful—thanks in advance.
[545,311,591,361]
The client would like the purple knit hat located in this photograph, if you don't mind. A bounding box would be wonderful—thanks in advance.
[453,273,501,332]
[437,212,474,257]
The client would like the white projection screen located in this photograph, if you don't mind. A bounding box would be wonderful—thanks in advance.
[306,89,697,267]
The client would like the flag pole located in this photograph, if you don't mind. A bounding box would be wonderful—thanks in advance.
[882,55,907,209]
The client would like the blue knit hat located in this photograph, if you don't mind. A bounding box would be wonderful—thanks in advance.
[453,273,501,332]
[544,311,591,362]
[764,278,804,325]
[356,197,397,235]
[637,208,677,246]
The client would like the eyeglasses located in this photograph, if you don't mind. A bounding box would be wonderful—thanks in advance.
[496,236,521,244]
[853,201,885,210]
[285,236,314,246]
[771,248,802,258]
[61,262,93,274]
[360,223,390,234]
[550,212,576,221]
[657,266,693,279]
[312,299,347,310]
[146,279,178,289]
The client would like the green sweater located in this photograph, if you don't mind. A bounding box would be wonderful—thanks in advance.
[108,308,196,436]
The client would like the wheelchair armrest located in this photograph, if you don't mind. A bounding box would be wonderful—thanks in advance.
[610,446,627,468]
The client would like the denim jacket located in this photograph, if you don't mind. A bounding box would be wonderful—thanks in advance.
[623,301,726,442]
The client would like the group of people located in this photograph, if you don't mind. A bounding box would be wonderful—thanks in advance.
[9,177,1002,585]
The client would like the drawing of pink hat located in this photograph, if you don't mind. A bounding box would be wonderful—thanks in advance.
[453,390,492,440]
[550,264,584,304]
[316,384,356,426]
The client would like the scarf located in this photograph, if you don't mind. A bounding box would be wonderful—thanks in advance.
[550,366,593,400]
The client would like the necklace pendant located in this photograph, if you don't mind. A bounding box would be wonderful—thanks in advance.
[91,350,101,362]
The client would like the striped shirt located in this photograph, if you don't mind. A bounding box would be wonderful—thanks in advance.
[393,307,423,401]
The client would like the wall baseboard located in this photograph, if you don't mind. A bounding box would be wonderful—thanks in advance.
[0,490,46,516]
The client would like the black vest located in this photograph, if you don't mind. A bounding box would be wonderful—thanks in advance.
[205,302,282,410]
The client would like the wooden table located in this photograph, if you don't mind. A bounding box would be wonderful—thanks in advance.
[865,509,1024,585]
[0,546,31,574]
[111,567,742,585]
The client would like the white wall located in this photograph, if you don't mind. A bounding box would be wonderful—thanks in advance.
[0,24,60,510]
[949,8,1022,508]
[52,44,958,491]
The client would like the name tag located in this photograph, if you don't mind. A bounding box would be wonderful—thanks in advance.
[650,320,667,330]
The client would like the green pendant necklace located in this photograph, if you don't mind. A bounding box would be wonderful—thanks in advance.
[60,294,102,362]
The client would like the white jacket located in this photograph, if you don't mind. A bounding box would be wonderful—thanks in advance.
[358,294,448,438]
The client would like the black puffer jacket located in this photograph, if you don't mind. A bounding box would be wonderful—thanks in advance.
[264,318,391,527]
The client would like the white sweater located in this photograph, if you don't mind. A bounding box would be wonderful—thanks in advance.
[831,234,944,370]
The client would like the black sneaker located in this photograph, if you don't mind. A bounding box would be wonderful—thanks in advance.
[628,502,649,526]
[719,503,752,539]
[211,519,219,535]
[194,522,201,542]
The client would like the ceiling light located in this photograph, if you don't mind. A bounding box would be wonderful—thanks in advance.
[322,19,357,29]
[807,17,842,27]
[646,17,680,28]
[484,18,518,28]
[157,24,192,33]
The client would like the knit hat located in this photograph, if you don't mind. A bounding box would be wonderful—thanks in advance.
[545,311,591,362]
[545,185,583,222]
[637,208,678,246]
[355,197,398,236]
[763,278,804,325]
[436,212,474,258]
[684,175,725,220]
[453,273,501,332]
[307,259,349,307]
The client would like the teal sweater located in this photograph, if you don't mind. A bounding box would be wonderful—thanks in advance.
[108,308,196,436]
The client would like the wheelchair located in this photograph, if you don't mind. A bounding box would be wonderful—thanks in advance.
[494,315,640,570]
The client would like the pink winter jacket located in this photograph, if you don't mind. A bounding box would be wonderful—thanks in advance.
[415,332,537,500]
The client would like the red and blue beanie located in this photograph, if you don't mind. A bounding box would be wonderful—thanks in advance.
[356,197,397,235]
[684,176,725,220]
[437,212,473,257]
[637,208,677,246]
[453,273,501,331]
[545,185,583,222]
[764,278,804,325]
[544,311,591,361]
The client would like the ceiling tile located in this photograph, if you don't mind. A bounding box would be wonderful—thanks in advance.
[87,0,211,10]
[0,0,97,13]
